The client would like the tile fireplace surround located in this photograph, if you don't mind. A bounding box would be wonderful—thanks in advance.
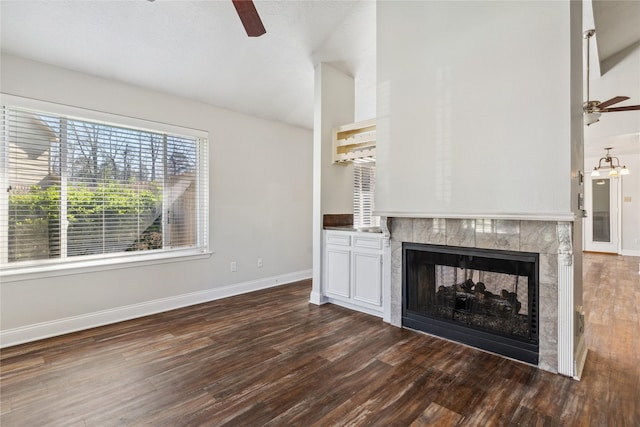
[384,217,581,375]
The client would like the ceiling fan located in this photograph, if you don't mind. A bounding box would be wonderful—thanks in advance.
[583,29,640,125]
[147,0,266,37]
[231,0,266,37]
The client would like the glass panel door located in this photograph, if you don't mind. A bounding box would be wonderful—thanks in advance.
[584,175,619,253]
[592,178,611,242]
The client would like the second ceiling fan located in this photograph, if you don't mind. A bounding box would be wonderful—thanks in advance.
[584,29,640,125]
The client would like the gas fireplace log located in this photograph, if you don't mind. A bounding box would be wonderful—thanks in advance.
[461,279,474,293]
[435,280,522,317]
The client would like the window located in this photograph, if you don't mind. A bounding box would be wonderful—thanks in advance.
[1,98,208,272]
[353,163,379,228]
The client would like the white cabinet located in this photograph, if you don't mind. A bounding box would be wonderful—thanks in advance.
[352,251,382,305]
[325,247,351,298]
[323,230,384,316]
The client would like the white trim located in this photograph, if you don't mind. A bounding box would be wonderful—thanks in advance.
[574,334,588,380]
[557,222,575,377]
[310,66,323,307]
[1,95,210,276]
[557,253,575,377]
[616,176,623,254]
[0,269,312,348]
[1,250,212,282]
[381,231,392,323]
[374,211,577,222]
[0,93,208,139]
[309,290,328,305]
[324,296,383,318]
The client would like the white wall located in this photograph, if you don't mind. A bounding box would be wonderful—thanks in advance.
[0,54,313,344]
[318,65,355,216]
[376,1,579,219]
[310,63,355,305]
[618,152,640,255]
[308,0,376,124]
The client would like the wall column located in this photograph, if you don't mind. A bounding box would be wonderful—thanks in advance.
[310,64,354,304]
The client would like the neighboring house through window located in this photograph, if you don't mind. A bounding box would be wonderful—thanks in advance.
[0,96,208,272]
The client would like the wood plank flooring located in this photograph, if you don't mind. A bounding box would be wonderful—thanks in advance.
[1,252,639,426]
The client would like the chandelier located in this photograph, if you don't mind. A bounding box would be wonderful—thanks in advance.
[591,147,630,177]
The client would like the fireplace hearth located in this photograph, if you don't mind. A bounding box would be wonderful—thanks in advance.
[403,243,539,364]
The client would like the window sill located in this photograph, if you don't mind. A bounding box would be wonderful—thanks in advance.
[0,250,213,283]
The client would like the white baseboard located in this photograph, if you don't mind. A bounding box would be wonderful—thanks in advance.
[0,269,311,348]
[308,291,327,305]
[620,249,640,257]
[324,297,383,319]
[573,334,588,380]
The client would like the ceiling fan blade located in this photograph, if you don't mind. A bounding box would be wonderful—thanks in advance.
[602,105,640,112]
[232,0,266,37]
[597,96,630,109]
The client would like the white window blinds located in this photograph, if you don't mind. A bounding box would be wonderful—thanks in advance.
[1,104,208,268]
[353,163,379,228]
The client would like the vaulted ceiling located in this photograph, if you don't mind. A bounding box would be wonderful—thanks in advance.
[0,0,375,130]
[592,0,640,74]
[1,0,637,151]
[585,0,640,156]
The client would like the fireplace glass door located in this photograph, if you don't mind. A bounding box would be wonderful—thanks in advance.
[403,243,539,364]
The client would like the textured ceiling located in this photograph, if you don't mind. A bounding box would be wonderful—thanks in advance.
[0,0,376,130]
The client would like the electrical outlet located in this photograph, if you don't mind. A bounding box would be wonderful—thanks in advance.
[230,261,237,272]
[257,257,263,268]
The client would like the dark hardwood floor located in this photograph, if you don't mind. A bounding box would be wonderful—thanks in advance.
[1,253,638,426]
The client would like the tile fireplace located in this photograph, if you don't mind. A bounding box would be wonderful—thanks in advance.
[384,217,584,375]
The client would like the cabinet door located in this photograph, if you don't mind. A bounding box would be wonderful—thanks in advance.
[352,251,382,306]
[325,247,351,298]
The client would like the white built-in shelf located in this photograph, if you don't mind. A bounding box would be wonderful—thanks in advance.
[332,119,376,163]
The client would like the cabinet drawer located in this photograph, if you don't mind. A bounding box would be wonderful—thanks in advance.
[353,235,383,250]
[326,232,351,246]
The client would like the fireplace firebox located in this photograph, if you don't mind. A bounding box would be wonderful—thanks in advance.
[402,243,539,364]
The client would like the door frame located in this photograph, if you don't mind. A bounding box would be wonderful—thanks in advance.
[583,173,622,253]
